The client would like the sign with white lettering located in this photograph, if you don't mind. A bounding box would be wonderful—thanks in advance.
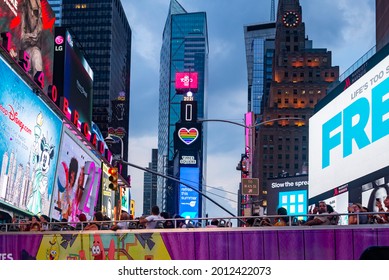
[309,51,389,198]
[242,178,259,195]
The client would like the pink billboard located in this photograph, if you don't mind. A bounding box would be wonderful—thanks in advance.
[175,72,198,93]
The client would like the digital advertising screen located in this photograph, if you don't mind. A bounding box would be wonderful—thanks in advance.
[174,122,202,152]
[309,52,389,198]
[50,129,101,222]
[101,163,116,220]
[266,176,308,217]
[0,55,62,216]
[175,72,198,94]
[53,27,93,128]
[0,0,56,92]
[179,167,200,219]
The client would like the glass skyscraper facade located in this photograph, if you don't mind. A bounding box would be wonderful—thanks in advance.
[143,149,158,215]
[244,22,276,115]
[157,0,208,215]
[49,0,132,165]
[48,0,63,25]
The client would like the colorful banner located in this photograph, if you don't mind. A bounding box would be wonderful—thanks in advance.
[0,227,388,260]
[0,55,62,216]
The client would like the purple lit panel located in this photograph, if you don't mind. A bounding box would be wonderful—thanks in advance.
[304,229,336,260]
[193,232,210,260]
[227,232,244,260]
[161,232,196,260]
[242,231,265,259]
[334,229,354,259]
[278,230,305,259]
[208,232,228,259]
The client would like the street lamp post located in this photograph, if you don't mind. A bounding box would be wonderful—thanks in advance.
[104,134,124,160]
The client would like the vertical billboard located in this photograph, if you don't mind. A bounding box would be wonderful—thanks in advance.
[0,55,62,216]
[50,129,101,222]
[0,0,55,91]
[179,167,200,219]
[100,163,116,220]
[309,51,389,199]
[53,27,93,129]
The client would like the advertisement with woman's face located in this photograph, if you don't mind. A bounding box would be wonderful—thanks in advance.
[50,130,101,222]
[0,56,62,216]
[362,177,389,212]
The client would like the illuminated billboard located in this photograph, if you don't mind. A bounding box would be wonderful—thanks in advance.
[179,167,200,219]
[53,27,93,129]
[50,129,101,222]
[309,52,389,198]
[0,0,55,91]
[175,72,198,94]
[101,162,116,220]
[0,55,62,216]
[174,122,202,151]
[266,176,308,217]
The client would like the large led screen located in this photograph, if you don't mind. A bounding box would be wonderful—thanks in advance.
[309,52,389,198]
[266,176,308,217]
[0,0,55,92]
[179,167,200,219]
[50,129,101,222]
[53,27,93,128]
[0,55,62,216]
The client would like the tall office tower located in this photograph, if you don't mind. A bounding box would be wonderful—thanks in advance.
[48,0,63,25]
[244,22,276,115]
[143,149,158,215]
[253,0,339,202]
[53,0,131,166]
[157,0,208,216]
[376,0,389,51]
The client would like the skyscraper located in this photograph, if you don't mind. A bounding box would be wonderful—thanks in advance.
[157,0,208,216]
[143,149,158,215]
[253,0,339,208]
[49,0,131,166]
[244,22,276,115]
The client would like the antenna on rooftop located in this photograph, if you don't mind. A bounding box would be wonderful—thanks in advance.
[270,0,275,21]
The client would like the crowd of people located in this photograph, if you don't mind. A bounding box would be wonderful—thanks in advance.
[2,196,388,232]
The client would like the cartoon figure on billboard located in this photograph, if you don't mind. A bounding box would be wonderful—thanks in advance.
[56,157,79,220]
[80,234,115,260]
[32,112,43,164]
[46,236,60,260]
[27,135,55,214]
[21,0,43,77]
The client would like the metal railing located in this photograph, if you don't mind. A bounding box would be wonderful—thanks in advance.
[0,211,388,233]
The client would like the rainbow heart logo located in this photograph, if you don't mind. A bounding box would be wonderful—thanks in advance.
[178,128,198,145]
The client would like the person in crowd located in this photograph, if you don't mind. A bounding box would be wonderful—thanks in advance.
[39,214,50,231]
[373,198,389,223]
[245,217,255,227]
[348,203,368,224]
[160,212,174,229]
[139,206,164,229]
[206,219,219,228]
[29,215,41,231]
[326,205,340,225]
[172,214,187,228]
[75,213,87,230]
[111,211,130,231]
[274,207,288,226]
[9,216,20,231]
[84,211,104,230]
[303,201,330,226]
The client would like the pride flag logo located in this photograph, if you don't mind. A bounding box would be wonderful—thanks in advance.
[178,128,199,145]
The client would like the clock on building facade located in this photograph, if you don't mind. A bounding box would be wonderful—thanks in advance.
[282,11,300,27]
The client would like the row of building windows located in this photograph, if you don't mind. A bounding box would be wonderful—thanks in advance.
[262,145,307,151]
[283,71,335,78]
[263,135,307,142]
[277,89,321,95]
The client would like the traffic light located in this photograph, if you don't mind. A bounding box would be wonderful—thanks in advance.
[108,167,118,191]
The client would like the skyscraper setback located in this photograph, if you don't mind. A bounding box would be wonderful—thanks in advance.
[252,0,339,212]
[48,0,132,166]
